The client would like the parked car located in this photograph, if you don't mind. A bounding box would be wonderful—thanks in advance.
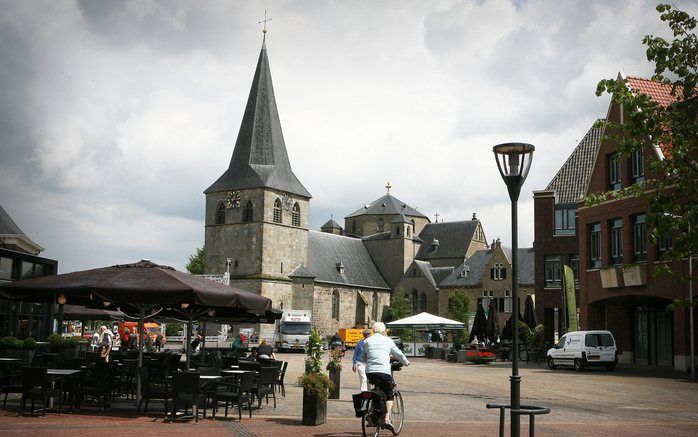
[547,330,617,371]
[389,336,405,351]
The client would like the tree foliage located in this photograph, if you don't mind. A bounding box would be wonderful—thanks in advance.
[381,292,413,323]
[448,290,471,345]
[185,246,205,275]
[591,4,697,295]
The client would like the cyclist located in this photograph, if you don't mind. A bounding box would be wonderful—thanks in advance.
[363,321,409,432]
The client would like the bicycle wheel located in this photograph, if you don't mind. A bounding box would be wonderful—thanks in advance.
[390,390,404,435]
[362,398,381,437]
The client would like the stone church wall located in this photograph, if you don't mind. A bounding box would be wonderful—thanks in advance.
[310,284,390,338]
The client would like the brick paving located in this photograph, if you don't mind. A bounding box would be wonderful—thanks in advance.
[1,351,697,436]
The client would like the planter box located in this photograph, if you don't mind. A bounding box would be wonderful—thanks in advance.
[599,267,623,288]
[425,346,434,359]
[302,389,327,426]
[622,264,647,286]
[447,353,457,363]
[456,350,468,363]
[328,369,340,399]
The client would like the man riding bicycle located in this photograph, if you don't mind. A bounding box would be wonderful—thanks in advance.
[363,322,410,432]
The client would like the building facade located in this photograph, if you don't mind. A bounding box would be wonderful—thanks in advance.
[0,205,58,339]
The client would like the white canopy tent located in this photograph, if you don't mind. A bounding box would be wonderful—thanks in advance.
[386,312,466,356]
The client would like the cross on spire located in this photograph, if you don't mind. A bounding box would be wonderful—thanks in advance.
[434,212,440,222]
[385,181,392,194]
[259,9,271,40]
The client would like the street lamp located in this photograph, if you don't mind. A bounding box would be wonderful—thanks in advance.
[493,142,535,437]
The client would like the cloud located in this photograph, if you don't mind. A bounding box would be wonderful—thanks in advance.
[1,0,696,273]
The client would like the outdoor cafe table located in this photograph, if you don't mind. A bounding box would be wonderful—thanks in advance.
[0,357,22,362]
[45,369,83,410]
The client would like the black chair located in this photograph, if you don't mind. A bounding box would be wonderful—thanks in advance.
[212,371,255,420]
[169,371,202,422]
[138,366,172,414]
[75,362,115,413]
[20,367,62,417]
[1,362,22,408]
[251,366,277,409]
[275,361,288,397]
[238,361,260,372]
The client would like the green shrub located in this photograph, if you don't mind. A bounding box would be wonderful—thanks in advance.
[22,338,37,350]
[0,336,23,350]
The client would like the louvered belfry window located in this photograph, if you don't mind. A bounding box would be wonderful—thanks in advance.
[243,200,253,222]
[292,203,301,227]
[216,202,226,225]
[273,198,282,223]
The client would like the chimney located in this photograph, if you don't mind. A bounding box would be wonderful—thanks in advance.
[335,261,345,274]
[472,212,477,220]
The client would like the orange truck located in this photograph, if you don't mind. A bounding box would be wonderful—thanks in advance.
[339,328,364,349]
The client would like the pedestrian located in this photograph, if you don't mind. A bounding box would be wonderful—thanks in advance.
[91,330,100,351]
[353,328,372,392]
[257,339,275,360]
[98,325,114,362]
[191,332,204,353]
[232,333,245,354]
[122,328,131,349]
[154,331,165,351]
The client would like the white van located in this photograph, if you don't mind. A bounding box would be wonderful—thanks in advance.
[546,330,617,371]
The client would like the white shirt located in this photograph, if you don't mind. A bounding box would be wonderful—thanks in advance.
[362,333,409,375]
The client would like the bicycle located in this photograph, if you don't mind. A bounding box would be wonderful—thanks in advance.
[354,360,404,437]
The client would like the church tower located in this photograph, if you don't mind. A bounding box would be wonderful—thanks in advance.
[204,40,311,311]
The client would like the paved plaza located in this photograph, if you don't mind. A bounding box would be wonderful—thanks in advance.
[1,350,697,436]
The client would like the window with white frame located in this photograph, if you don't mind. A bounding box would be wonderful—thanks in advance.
[544,255,562,288]
[554,206,576,235]
[482,290,493,309]
[490,263,506,280]
[504,290,512,313]
[630,148,644,184]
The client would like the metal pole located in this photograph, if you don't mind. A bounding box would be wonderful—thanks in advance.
[510,199,521,437]
[57,304,64,334]
[689,220,694,379]
[136,306,144,407]
[186,314,193,370]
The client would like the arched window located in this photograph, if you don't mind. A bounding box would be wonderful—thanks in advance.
[273,198,282,223]
[378,217,384,232]
[372,292,379,321]
[292,203,301,227]
[216,202,226,225]
[332,290,340,320]
[420,292,427,312]
[411,289,418,313]
[407,226,411,237]
[395,226,400,236]
[242,200,253,222]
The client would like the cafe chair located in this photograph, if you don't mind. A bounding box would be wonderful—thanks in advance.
[212,371,255,420]
[20,367,62,417]
[168,371,203,423]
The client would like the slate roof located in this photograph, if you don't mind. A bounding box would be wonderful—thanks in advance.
[205,43,311,198]
[299,231,389,290]
[439,246,535,288]
[545,122,604,204]
[415,220,479,261]
[413,260,439,288]
[0,205,24,236]
[345,194,427,219]
[439,250,492,287]
[320,218,342,230]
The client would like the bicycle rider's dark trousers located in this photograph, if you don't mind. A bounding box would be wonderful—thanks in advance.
[366,372,394,400]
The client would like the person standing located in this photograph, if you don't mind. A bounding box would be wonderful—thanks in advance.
[99,325,113,362]
[353,329,371,392]
[363,322,409,432]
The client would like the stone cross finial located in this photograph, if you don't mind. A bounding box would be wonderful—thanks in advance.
[385,181,392,194]
[434,212,440,222]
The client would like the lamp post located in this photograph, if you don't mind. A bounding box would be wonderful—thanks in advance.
[493,142,535,437]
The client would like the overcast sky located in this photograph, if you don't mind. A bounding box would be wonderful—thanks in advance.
[1,0,696,274]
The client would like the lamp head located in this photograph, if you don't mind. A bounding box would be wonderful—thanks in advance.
[207,309,215,317]
[57,294,67,305]
[181,303,190,309]
[103,301,111,307]
[493,143,535,201]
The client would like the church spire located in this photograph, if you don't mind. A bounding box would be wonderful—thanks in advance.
[205,40,311,198]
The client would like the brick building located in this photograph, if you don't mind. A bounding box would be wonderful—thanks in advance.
[533,123,603,343]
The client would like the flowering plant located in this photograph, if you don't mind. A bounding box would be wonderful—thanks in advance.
[466,350,496,364]
[326,346,344,371]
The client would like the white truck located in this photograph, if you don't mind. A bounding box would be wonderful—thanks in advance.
[275,310,312,352]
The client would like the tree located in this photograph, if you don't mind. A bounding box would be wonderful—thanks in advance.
[591,4,697,308]
[381,292,414,341]
[448,290,471,346]
[185,247,205,275]
[381,292,413,323]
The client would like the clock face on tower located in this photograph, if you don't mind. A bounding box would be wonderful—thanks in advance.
[282,193,293,211]
[226,190,241,209]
